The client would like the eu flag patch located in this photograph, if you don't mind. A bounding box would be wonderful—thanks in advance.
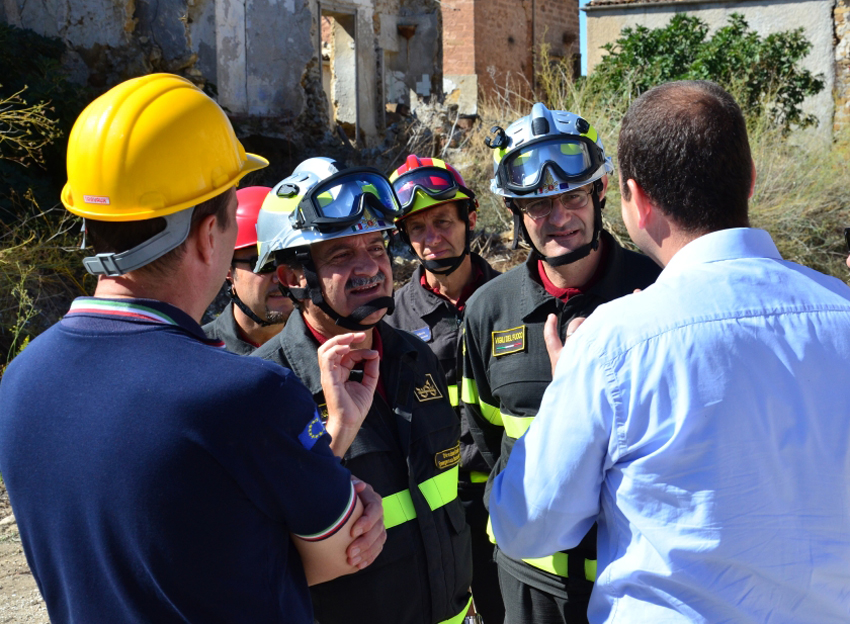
[298,410,327,450]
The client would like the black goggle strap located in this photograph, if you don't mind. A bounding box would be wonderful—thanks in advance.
[228,282,272,327]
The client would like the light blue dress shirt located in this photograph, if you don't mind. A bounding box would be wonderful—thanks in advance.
[490,228,850,623]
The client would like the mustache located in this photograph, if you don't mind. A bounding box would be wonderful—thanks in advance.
[346,271,386,290]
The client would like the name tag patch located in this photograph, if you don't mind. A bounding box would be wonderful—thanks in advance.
[435,443,461,469]
[316,403,329,422]
[414,373,444,402]
[492,325,526,356]
[412,326,432,342]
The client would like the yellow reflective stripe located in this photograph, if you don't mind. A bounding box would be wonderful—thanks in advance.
[447,384,459,408]
[524,553,569,577]
[585,558,597,582]
[384,468,460,529]
[486,517,596,581]
[502,413,534,439]
[461,377,503,427]
[469,470,489,483]
[382,489,417,529]
[438,595,473,624]
[418,465,459,511]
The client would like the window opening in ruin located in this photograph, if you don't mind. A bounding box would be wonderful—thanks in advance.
[320,9,358,145]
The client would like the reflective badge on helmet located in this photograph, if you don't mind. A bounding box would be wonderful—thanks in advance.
[298,410,327,450]
[435,442,461,469]
[413,326,432,342]
[492,325,526,357]
[414,373,444,402]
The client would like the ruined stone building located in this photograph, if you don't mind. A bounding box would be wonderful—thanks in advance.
[583,0,850,134]
[0,0,579,150]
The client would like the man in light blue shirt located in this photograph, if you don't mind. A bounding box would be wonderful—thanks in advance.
[489,80,850,623]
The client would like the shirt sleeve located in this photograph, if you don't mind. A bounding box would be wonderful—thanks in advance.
[489,331,613,559]
[216,365,356,541]
[461,320,505,470]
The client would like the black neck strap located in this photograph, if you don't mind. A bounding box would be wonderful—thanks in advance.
[292,249,394,331]
[229,284,272,327]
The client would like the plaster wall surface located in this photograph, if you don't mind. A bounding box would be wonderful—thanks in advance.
[836,0,850,130]
[584,0,835,135]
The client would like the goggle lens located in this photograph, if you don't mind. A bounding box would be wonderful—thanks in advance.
[503,138,594,190]
[393,167,458,209]
[310,171,401,221]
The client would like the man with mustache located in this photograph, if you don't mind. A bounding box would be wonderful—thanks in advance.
[252,157,474,624]
[203,186,293,354]
[461,104,661,623]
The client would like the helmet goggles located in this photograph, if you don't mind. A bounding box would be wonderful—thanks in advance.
[392,166,475,215]
[286,168,401,233]
[497,135,604,194]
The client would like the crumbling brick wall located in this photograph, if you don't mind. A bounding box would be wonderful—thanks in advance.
[473,0,580,102]
[836,0,850,132]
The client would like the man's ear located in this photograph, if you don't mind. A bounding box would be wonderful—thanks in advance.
[277,264,306,291]
[599,174,609,201]
[194,214,219,265]
[625,179,654,229]
[468,210,478,230]
[749,159,757,199]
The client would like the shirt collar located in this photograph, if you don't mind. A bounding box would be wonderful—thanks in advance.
[661,228,781,280]
[65,297,225,348]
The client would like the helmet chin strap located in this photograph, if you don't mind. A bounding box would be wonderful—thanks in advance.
[517,191,605,267]
[401,202,473,277]
[289,249,394,331]
[228,283,273,327]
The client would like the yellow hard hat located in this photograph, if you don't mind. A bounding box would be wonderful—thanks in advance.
[61,73,268,222]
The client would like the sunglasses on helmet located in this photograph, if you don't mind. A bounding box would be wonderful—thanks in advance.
[392,166,475,214]
[496,135,605,194]
[278,168,401,234]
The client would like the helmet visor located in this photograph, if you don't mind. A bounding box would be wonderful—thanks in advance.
[499,136,601,193]
[299,168,401,232]
[392,166,459,212]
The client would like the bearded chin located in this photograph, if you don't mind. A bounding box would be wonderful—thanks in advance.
[265,310,287,325]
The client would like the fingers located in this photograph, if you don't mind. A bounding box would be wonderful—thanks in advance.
[566,316,586,338]
[347,517,387,569]
[543,314,563,375]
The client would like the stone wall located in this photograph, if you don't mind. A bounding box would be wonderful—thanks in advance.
[836,0,850,132]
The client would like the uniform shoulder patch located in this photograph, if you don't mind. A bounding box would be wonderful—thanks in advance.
[412,326,432,342]
[298,410,327,450]
[316,403,329,422]
[414,373,444,402]
[435,442,460,469]
[492,325,526,357]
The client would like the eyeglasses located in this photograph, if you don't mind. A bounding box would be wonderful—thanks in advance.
[233,256,276,274]
[845,227,850,253]
[516,188,592,220]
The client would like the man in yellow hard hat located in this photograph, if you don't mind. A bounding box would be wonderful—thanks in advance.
[0,74,385,623]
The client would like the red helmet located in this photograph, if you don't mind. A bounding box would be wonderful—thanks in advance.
[235,186,272,250]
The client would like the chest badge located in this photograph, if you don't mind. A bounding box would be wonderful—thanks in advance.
[412,326,432,342]
[414,373,444,402]
[435,442,461,469]
[492,325,526,357]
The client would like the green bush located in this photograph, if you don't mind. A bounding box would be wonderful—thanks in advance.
[588,13,824,133]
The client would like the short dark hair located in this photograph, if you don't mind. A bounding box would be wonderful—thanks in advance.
[618,81,751,234]
[85,188,234,278]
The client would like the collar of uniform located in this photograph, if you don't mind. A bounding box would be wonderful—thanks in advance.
[414,253,489,314]
[519,230,627,319]
[661,228,780,280]
[221,302,261,351]
[65,296,224,348]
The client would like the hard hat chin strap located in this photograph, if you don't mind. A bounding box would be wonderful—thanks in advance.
[82,208,194,276]
[515,191,605,267]
[289,249,395,332]
[228,283,273,327]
